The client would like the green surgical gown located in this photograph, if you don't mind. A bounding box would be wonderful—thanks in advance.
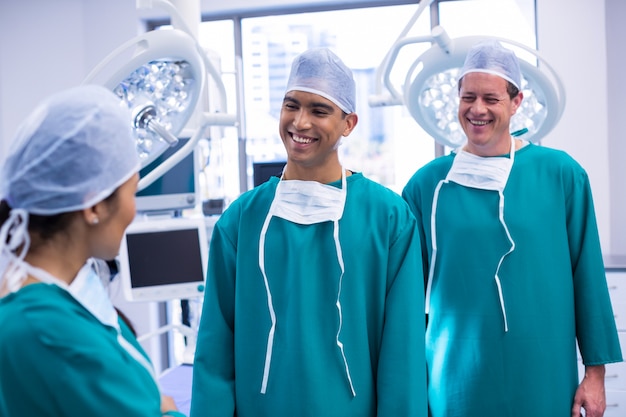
[190,173,427,417]
[402,143,622,417]
[0,283,164,416]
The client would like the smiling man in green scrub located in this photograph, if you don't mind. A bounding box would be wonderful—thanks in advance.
[190,48,427,417]
[402,40,622,417]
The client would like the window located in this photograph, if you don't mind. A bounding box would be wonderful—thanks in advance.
[239,4,433,193]
[192,0,536,200]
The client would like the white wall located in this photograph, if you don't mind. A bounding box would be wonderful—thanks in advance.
[0,0,141,158]
[534,0,625,255]
[0,0,623,255]
[1,0,86,157]
[535,0,612,252]
[605,0,626,255]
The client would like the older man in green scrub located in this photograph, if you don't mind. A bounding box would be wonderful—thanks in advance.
[402,40,622,417]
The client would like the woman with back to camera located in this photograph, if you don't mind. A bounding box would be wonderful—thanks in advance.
[0,85,184,417]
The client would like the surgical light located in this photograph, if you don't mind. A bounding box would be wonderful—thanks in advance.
[84,28,206,185]
[83,0,237,191]
[403,34,564,148]
[119,60,197,156]
[370,2,565,149]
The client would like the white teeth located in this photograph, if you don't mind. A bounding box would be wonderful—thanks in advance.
[293,134,314,144]
[470,120,489,126]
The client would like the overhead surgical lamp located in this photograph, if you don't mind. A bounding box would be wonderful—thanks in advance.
[84,29,204,167]
[83,0,237,191]
[370,1,566,149]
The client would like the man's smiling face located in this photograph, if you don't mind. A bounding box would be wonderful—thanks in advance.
[458,72,522,156]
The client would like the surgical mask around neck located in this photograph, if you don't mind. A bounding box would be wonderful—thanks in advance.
[268,169,347,225]
[427,137,516,332]
[0,210,158,383]
[15,259,119,330]
[0,209,31,293]
[446,138,516,192]
[19,258,158,383]
[69,261,158,383]
[68,261,120,330]
[257,168,355,396]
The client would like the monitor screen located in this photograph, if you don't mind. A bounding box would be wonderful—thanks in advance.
[118,217,208,302]
[253,161,286,187]
[135,137,199,213]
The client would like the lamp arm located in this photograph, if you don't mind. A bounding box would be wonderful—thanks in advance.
[369,35,437,107]
[137,0,230,115]
[371,0,435,104]
[201,112,238,127]
[373,0,434,94]
[196,45,229,113]
[136,323,197,342]
[137,123,208,191]
[137,0,195,38]
[139,0,236,126]
[137,110,237,191]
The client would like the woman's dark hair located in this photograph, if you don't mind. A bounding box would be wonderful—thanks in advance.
[115,307,137,336]
[0,200,74,241]
[0,188,120,243]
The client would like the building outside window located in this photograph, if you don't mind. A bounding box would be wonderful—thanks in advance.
[192,0,536,204]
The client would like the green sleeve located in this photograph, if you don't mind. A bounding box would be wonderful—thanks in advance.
[190,216,238,417]
[2,295,163,416]
[568,170,623,364]
[376,205,428,417]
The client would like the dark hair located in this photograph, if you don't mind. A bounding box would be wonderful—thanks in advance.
[458,77,520,99]
[0,200,75,241]
[115,307,137,336]
[505,82,520,99]
[0,189,120,244]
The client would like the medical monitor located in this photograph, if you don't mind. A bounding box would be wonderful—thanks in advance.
[135,137,199,213]
[118,217,208,303]
[253,161,286,186]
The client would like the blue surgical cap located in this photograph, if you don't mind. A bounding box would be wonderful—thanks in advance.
[0,84,140,215]
[458,40,522,90]
[285,48,356,114]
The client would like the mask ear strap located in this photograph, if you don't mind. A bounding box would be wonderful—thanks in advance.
[495,189,515,332]
[509,135,516,164]
[259,185,279,394]
[0,209,30,257]
[491,135,517,332]
[0,209,31,292]
[426,179,447,314]
[332,217,355,396]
